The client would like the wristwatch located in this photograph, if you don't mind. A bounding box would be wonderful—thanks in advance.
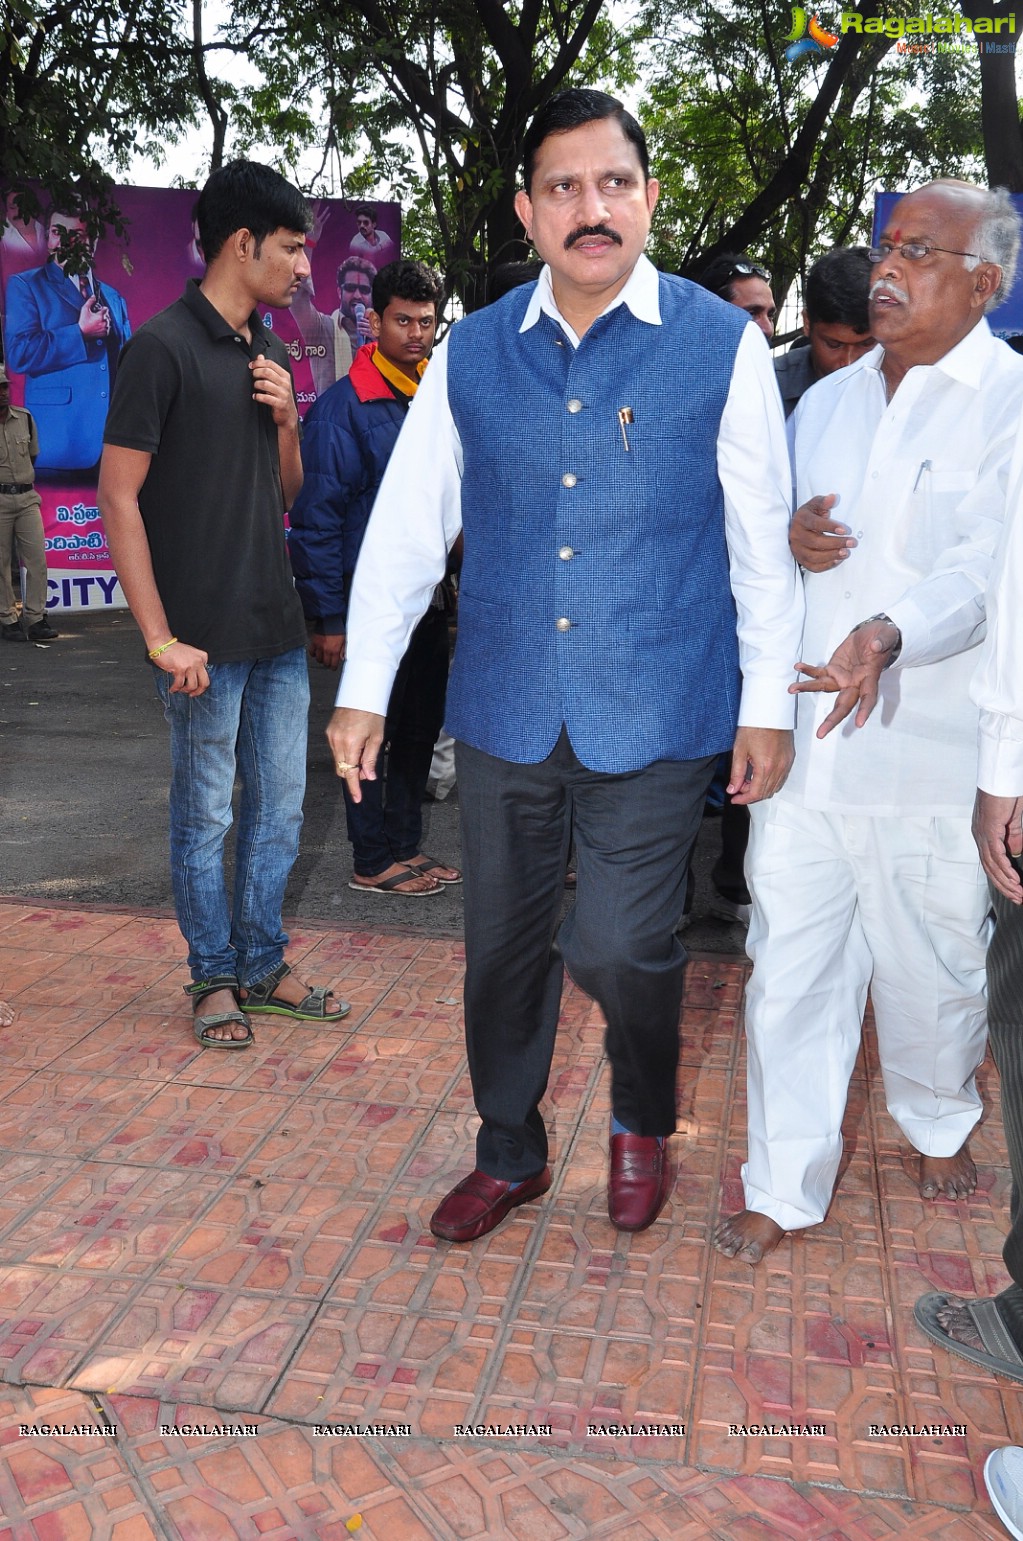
[852,612,902,668]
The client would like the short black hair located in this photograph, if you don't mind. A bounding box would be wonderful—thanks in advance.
[372,259,443,315]
[698,252,772,301]
[804,246,872,333]
[354,204,377,223]
[487,259,544,303]
[195,160,311,264]
[521,88,650,195]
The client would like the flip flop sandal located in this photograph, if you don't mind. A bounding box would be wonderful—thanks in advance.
[403,854,462,884]
[349,868,443,895]
[914,1291,1023,1384]
[241,960,351,1021]
[185,977,253,1050]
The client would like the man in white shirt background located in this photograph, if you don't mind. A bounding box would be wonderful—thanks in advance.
[326,87,802,1245]
[715,180,1023,1267]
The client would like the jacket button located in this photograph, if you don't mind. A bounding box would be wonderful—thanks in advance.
[567,398,583,413]
[559,546,575,561]
[556,617,572,632]
[561,472,577,488]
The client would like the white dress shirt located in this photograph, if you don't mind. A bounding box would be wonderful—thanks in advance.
[974,403,1023,795]
[787,320,1023,816]
[338,254,802,732]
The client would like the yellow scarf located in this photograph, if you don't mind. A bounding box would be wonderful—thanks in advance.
[372,347,428,397]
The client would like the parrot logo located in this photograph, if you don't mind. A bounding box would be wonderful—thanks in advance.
[784,6,840,59]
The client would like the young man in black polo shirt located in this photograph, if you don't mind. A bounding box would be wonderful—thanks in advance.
[99,160,349,1048]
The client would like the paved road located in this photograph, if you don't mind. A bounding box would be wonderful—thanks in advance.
[0,612,746,953]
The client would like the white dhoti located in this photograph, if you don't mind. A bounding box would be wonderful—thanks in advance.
[742,797,991,1231]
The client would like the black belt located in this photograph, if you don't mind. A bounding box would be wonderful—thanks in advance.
[0,483,33,494]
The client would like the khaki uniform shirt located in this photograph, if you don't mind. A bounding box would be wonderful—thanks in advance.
[0,405,38,486]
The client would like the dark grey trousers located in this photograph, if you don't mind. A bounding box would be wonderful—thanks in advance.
[988,876,1023,1342]
[456,728,716,1181]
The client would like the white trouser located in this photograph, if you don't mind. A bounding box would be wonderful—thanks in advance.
[742,799,991,1231]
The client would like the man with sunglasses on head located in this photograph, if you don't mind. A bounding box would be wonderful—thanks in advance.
[699,254,777,339]
[716,180,1023,1267]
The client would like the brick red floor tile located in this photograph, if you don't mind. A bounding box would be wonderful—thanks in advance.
[0,1266,142,1386]
[0,1163,228,1278]
[0,1385,161,1541]
[69,1284,316,1411]
[89,1083,295,1172]
[0,1071,164,1158]
[0,913,1020,1536]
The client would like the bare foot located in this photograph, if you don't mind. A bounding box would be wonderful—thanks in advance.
[0,999,13,1026]
[919,1146,977,1200]
[194,987,250,1044]
[934,1295,985,1351]
[351,862,441,895]
[713,1209,785,1265]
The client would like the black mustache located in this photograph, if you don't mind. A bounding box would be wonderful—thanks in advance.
[564,224,623,250]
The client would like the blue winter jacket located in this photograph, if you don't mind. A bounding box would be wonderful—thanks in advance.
[288,342,407,633]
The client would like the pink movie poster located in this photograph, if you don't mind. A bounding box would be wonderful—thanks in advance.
[0,187,401,612]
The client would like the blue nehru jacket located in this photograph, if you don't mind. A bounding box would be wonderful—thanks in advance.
[444,274,749,774]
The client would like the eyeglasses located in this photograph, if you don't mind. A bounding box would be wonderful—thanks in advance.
[726,260,772,283]
[869,242,983,264]
[341,282,372,294]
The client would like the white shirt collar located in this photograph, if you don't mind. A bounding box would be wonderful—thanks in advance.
[865,317,996,392]
[519,253,662,344]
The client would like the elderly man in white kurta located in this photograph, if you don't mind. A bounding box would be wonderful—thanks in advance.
[716,180,1023,1266]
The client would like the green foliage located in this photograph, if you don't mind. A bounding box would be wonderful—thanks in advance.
[640,0,985,306]
[1,0,199,235]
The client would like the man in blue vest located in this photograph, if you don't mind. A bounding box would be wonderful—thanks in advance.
[5,205,131,473]
[328,88,802,1240]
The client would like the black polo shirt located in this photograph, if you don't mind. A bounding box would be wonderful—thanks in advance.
[103,280,307,663]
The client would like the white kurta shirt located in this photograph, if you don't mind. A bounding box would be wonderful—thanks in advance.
[974,405,1023,795]
[786,320,1023,817]
[336,255,803,730]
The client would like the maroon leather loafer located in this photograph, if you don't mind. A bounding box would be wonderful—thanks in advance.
[429,1166,552,1242]
[607,1134,673,1231]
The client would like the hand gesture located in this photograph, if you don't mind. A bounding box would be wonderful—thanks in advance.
[79,297,110,338]
[791,618,900,737]
[789,493,855,572]
[249,354,298,429]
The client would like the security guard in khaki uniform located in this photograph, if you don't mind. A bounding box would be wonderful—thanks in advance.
[0,362,57,641]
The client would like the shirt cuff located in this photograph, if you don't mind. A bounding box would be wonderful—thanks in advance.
[978,710,1023,796]
[335,657,397,716]
[882,598,922,668]
[737,675,797,730]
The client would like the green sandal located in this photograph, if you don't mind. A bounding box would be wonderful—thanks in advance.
[185,977,254,1050]
[240,961,351,1022]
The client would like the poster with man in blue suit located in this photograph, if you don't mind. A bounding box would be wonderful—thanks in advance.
[4,205,131,473]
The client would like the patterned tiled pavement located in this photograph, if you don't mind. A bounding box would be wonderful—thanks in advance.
[0,898,1018,1539]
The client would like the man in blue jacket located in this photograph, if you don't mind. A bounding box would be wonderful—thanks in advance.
[289,259,459,896]
[5,205,131,472]
[329,90,801,1241]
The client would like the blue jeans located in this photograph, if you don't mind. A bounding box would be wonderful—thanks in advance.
[153,648,309,986]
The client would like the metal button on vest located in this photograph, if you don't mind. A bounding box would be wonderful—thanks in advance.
[567,398,583,413]
[558,546,575,561]
[561,472,577,488]
[556,617,572,632]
